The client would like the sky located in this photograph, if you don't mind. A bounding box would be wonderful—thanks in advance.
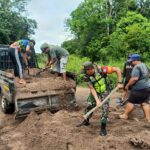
[26,0,83,52]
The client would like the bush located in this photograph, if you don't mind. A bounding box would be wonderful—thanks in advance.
[67,55,90,85]
[36,53,47,68]
[36,53,150,86]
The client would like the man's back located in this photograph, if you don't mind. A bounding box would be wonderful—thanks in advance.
[131,63,150,90]
[48,45,69,59]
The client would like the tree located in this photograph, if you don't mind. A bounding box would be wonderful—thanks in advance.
[61,39,80,54]
[108,11,150,59]
[66,0,115,61]
[0,0,37,44]
[65,0,150,62]
[65,0,134,61]
[136,0,150,19]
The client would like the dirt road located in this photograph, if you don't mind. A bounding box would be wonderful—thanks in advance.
[0,87,150,150]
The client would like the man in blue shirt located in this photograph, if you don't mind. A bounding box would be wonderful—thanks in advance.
[9,39,35,84]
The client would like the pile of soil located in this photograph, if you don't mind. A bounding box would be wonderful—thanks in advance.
[15,68,76,91]
[0,87,149,150]
[13,68,76,100]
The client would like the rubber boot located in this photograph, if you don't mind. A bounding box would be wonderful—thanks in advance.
[100,123,107,136]
[76,119,90,127]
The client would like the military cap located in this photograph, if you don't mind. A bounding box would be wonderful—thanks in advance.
[40,43,49,52]
[83,61,94,69]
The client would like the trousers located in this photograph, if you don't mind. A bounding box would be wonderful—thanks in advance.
[84,91,110,124]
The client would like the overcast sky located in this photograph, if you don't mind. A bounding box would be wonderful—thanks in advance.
[26,0,83,52]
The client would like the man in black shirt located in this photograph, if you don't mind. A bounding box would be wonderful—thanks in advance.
[122,56,133,101]
[116,55,133,106]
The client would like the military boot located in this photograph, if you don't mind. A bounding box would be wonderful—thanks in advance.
[76,119,90,127]
[100,123,107,136]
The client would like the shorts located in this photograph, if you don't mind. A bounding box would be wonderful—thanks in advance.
[128,87,150,104]
[53,56,68,73]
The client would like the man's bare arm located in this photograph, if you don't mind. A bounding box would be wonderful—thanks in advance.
[88,83,101,107]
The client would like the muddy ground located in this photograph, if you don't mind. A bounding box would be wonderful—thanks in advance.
[0,87,150,150]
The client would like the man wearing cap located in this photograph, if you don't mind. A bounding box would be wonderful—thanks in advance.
[40,43,69,80]
[120,54,150,122]
[76,61,122,136]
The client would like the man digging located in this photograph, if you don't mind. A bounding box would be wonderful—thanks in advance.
[119,54,150,122]
[40,43,69,80]
[77,61,122,136]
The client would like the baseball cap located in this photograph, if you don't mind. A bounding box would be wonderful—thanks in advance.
[128,54,141,62]
[83,61,94,69]
[40,43,49,52]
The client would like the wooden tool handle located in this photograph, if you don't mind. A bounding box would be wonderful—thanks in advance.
[83,87,119,120]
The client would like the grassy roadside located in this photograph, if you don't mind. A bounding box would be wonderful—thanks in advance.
[36,54,150,86]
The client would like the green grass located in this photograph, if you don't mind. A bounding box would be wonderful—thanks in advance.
[36,53,47,68]
[36,54,150,86]
[67,54,89,73]
[37,53,90,72]
[37,54,89,86]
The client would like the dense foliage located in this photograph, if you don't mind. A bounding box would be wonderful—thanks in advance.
[37,54,149,86]
[108,12,150,59]
[63,0,150,62]
[0,0,37,44]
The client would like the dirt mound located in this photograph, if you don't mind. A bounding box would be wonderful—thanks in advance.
[1,108,150,150]
[130,137,150,149]
[0,87,150,150]
[14,68,76,100]
[13,68,76,108]
[14,110,79,150]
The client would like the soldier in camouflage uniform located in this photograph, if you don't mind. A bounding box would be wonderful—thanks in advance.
[77,61,122,136]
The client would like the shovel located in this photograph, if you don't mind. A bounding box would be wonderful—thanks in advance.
[27,67,30,75]
[116,98,129,108]
[83,86,119,120]
[35,66,52,76]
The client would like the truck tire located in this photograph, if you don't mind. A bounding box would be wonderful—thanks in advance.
[1,96,15,114]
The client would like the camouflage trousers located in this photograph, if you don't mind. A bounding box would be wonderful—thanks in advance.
[84,91,110,124]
